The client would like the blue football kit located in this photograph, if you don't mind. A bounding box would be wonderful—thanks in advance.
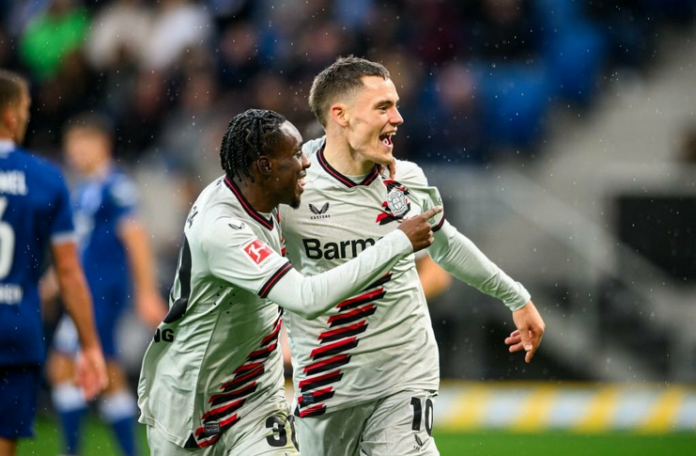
[53,166,138,358]
[0,140,75,438]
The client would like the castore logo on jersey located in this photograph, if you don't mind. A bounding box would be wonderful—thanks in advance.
[309,202,331,219]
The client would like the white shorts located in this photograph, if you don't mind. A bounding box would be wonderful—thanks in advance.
[146,404,300,456]
[295,389,440,456]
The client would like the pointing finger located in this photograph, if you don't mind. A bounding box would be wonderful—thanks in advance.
[421,206,443,220]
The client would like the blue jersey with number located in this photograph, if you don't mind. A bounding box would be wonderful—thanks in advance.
[73,167,138,297]
[0,143,75,366]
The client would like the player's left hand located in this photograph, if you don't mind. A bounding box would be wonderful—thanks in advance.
[506,300,545,363]
[74,345,108,400]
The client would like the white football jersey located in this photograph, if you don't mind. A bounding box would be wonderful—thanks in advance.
[281,138,530,418]
[138,176,292,449]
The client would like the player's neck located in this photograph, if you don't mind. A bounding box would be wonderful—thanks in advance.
[0,128,15,142]
[233,176,275,213]
[83,160,111,179]
[323,136,375,176]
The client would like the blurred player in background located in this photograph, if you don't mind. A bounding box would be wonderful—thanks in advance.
[43,113,167,456]
[279,56,545,456]
[0,70,107,456]
[137,109,440,455]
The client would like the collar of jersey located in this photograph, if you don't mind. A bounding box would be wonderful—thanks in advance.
[317,144,380,188]
[0,140,16,155]
[223,176,274,231]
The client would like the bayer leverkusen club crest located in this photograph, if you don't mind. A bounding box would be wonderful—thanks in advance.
[376,180,411,225]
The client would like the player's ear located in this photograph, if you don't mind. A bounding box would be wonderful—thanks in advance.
[257,156,272,176]
[329,103,349,128]
[2,106,15,130]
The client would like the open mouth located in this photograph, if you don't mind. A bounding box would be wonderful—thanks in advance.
[380,133,394,147]
[297,174,306,189]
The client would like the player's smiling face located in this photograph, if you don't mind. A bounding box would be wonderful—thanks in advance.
[270,121,310,209]
[344,76,403,167]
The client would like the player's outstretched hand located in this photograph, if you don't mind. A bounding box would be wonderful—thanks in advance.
[506,300,545,363]
[398,206,443,252]
[74,345,108,400]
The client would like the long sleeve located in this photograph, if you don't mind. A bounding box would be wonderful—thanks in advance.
[428,221,530,311]
[267,230,412,319]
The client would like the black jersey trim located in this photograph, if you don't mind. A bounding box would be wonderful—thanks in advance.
[259,262,292,298]
[224,176,274,230]
[317,146,380,188]
[432,214,446,233]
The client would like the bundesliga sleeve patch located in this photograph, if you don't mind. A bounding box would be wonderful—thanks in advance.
[241,239,274,268]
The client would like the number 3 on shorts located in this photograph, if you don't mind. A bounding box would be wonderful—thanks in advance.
[410,397,433,436]
[265,415,299,450]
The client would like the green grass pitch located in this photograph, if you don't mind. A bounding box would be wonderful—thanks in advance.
[18,417,696,455]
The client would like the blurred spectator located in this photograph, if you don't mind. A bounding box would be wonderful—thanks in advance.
[19,0,90,81]
[114,70,169,159]
[84,0,150,71]
[216,20,262,88]
[417,63,487,163]
[157,71,220,176]
[3,0,693,182]
[471,0,539,63]
[141,0,213,71]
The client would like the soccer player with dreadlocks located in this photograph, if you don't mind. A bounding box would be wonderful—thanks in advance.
[137,109,441,455]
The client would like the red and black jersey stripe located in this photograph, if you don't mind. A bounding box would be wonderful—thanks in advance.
[246,341,278,361]
[294,270,392,418]
[318,321,367,343]
[260,316,283,346]
[310,337,359,360]
[295,404,327,418]
[337,288,386,312]
[363,273,392,291]
[220,365,265,392]
[194,412,240,447]
[328,304,377,327]
[233,361,263,375]
[202,398,246,423]
[303,354,351,376]
[299,370,344,392]
[209,382,259,407]
[192,308,285,448]
[259,262,292,298]
[298,387,335,407]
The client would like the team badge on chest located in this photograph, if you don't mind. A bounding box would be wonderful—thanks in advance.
[376,180,411,225]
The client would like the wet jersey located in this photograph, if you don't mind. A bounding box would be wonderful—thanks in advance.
[281,138,531,418]
[137,176,295,449]
[138,175,413,449]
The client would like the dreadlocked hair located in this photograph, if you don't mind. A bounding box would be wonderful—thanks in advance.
[220,109,287,183]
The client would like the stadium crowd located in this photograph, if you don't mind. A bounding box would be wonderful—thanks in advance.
[2,0,694,176]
